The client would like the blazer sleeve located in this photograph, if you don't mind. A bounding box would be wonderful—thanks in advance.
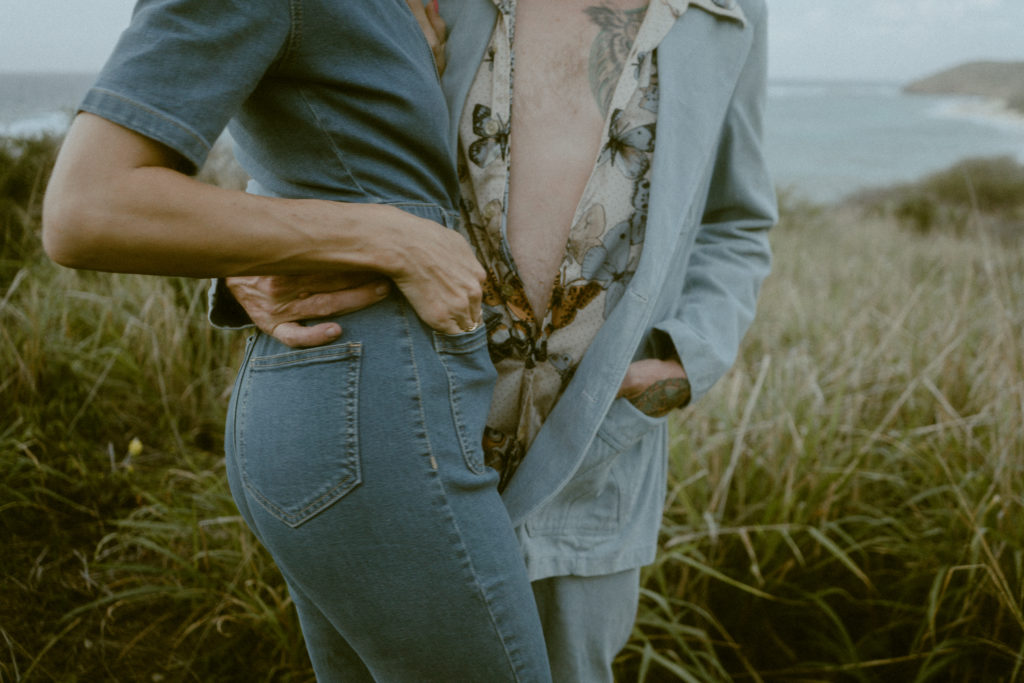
[652,3,777,402]
[207,278,254,329]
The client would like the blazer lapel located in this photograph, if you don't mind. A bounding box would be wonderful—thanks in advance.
[501,3,757,524]
[629,3,752,296]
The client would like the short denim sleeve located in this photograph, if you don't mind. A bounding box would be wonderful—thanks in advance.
[80,0,291,172]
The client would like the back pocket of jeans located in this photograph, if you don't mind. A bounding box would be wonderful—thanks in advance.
[237,342,362,527]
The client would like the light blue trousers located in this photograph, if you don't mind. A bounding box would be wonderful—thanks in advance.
[223,206,551,682]
[532,569,640,683]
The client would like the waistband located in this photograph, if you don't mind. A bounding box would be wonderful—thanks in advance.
[245,180,461,230]
[384,202,463,231]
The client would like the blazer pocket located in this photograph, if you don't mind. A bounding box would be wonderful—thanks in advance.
[527,398,664,536]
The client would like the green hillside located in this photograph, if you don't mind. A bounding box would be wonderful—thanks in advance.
[904,60,1024,113]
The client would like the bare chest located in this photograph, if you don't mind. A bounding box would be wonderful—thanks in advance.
[512,0,647,122]
[505,0,649,317]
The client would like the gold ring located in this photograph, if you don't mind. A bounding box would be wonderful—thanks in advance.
[462,320,483,333]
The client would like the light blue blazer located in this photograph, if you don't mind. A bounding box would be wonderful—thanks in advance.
[439,0,777,578]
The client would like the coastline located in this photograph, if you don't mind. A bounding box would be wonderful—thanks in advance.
[904,61,1024,116]
[764,79,1024,204]
[940,94,1024,119]
[6,74,1024,207]
[934,96,1024,132]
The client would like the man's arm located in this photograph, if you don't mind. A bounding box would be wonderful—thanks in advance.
[623,3,776,413]
[617,354,691,417]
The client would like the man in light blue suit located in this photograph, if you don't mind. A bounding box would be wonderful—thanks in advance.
[224,0,775,678]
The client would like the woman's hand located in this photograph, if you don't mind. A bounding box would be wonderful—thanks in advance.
[406,0,447,75]
[385,213,485,335]
[617,357,691,418]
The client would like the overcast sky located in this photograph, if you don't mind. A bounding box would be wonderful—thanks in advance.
[3,0,1024,81]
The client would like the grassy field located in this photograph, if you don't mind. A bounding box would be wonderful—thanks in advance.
[1,135,1022,682]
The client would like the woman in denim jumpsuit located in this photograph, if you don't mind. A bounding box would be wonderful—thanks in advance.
[41,0,551,680]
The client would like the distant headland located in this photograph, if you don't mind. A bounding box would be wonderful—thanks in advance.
[904,61,1024,115]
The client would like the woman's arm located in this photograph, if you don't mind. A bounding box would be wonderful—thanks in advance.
[42,113,485,334]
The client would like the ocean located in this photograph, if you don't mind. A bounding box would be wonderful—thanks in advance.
[3,72,1024,204]
[0,72,96,139]
[765,80,1024,202]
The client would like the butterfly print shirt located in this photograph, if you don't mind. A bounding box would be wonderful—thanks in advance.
[458,0,681,489]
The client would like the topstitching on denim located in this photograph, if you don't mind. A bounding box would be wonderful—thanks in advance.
[238,341,363,527]
[298,86,368,198]
[432,324,491,474]
[83,88,213,169]
[385,203,461,226]
[276,0,302,71]
[595,397,665,453]
[398,300,530,679]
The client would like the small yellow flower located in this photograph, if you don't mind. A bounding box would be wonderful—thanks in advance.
[128,438,143,457]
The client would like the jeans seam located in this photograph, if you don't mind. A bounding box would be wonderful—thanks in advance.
[401,301,526,679]
[429,482,527,679]
[232,335,257,491]
[436,354,486,474]
[399,297,436,472]
[297,88,373,199]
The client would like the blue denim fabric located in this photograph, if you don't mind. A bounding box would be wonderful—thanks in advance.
[223,210,550,681]
[80,0,458,208]
[83,2,549,677]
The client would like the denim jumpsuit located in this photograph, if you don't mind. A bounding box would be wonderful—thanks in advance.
[80,0,551,679]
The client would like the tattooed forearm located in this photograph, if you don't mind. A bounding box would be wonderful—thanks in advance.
[627,377,691,417]
[584,4,647,116]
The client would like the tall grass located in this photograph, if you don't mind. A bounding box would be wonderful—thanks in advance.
[3,137,1023,681]
[1,135,309,681]
[621,194,1024,681]
[851,155,1024,240]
